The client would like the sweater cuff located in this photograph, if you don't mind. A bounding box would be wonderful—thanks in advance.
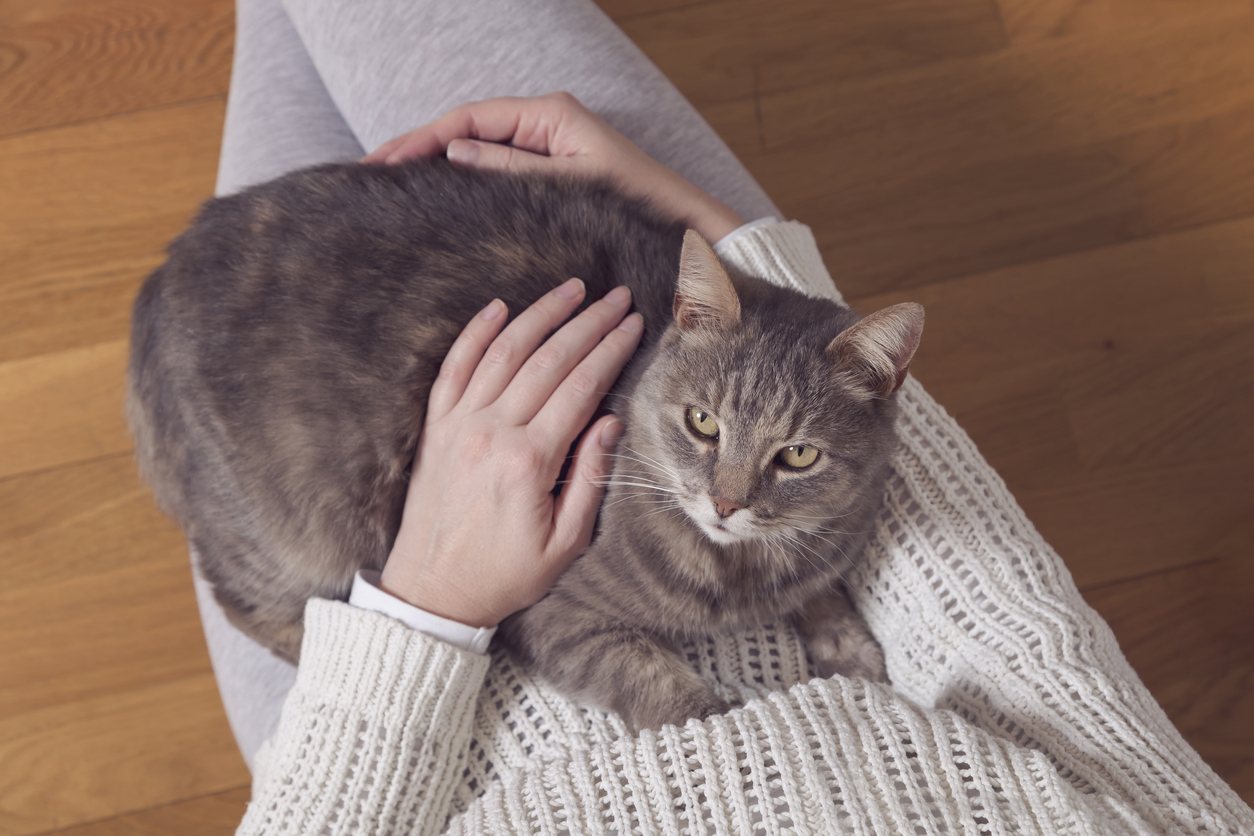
[713,220,844,304]
[349,570,496,655]
[296,598,490,719]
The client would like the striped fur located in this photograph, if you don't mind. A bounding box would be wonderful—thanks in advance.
[127,159,921,728]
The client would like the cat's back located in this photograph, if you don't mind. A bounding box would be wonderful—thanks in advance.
[126,160,689,657]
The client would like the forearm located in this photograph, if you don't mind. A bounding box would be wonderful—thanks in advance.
[239,599,489,836]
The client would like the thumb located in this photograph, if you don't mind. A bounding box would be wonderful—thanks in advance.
[549,415,622,559]
[447,138,562,175]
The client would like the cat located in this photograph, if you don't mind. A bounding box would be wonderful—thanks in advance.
[127,157,923,730]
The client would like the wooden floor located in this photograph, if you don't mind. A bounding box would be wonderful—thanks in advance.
[1,0,1251,832]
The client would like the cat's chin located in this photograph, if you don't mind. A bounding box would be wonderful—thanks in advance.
[695,519,755,547]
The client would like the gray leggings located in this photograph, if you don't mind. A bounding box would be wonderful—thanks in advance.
[203,0,781,768]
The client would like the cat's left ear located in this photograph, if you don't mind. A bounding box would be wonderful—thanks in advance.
[827,303,925,397]
[673,230,741,331]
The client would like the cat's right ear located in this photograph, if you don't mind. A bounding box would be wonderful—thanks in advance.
[827,303,925,398]
[674,230,741,331]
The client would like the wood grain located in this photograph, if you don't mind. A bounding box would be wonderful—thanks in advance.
[44,788,249,836]
[723,98,1254,297]
[0,0,233,137]
[1086,553,1254,804]
[0,674,247,836]
[0,98,224,365]
[997,0,1250,45]
[853,217,1254,588]
[0,340,131,481]
[617,0,1006,107]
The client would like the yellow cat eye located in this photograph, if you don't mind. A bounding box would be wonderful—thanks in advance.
[686,406,720,439]
[777,444,820,470]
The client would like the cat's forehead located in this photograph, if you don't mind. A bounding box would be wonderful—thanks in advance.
[667,326,853,434]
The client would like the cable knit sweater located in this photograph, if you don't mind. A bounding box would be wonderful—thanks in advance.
[238,222,1254,835]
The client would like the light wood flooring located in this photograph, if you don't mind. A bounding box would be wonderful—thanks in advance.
[1,0,1251,832]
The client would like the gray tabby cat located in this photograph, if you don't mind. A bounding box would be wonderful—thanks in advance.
[128,158,922,730]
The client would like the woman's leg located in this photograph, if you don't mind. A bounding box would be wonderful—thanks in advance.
[202,0,357,770]
[278,0,781,223]
[205,0,781,769]
[215,0,362,196]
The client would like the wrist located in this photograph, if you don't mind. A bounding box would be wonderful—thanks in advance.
[379,560,501,629]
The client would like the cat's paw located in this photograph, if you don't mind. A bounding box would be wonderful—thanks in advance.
[808,628,890,685]
[632,689,730,731]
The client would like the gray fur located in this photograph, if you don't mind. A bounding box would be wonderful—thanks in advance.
[127,158,922,729]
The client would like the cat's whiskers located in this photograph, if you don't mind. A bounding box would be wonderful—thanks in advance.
[610,446,683,480]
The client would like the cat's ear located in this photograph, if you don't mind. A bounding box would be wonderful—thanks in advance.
[827,303,924,397]
[673,230,741,331]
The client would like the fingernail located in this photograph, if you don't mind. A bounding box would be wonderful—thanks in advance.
[605,286,631,306]
[447,139,480,166]
[479,298,505,320]
[554,277,585,300]
[600,418,623,451]
[616,312,643,333]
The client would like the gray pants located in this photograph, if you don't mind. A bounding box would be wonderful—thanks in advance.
[203,0,780,768]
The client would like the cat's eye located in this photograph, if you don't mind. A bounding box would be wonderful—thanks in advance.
[686,406,719,439]
[777,444,819,470]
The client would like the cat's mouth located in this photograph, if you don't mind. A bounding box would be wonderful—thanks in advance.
[680,496,759,546]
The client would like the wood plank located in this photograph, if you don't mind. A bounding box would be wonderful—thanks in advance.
[998,0,1250,46]
[0,0,233,137]
[715,17,1254,295]
[617,0,1007,108]
[852,217,1254,586]
[729,13,1254,159]
[1084,554,1254,806]
[0,455,245,834]
[0,454,181,601]
[0,98,223,364]
[851,216,1254,413]
[730,97,1254,296]
[0,457,196,717]
[45,788,249,836]
[0,674,247,836]
[0,340,131,481]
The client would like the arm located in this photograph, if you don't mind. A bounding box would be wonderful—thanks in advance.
[362,92,747,245]
[239,283,643,836]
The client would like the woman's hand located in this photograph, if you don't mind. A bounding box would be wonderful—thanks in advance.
[362,92,745,244]
[379,279,642,628]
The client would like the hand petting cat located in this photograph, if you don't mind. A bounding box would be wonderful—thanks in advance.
[379,279,643,629]
[362,92,746,244]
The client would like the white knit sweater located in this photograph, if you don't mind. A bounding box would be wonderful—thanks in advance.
[238,223,1253,835]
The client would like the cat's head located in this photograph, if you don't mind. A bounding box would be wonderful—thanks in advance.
[625,230,923,548]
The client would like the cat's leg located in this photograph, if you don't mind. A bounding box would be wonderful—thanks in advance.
[796,585,890,685]
[502,593,729,731]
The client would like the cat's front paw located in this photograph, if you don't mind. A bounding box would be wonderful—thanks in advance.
[797,589,891,686]
[631,689,730,731]
[809,631,890,685]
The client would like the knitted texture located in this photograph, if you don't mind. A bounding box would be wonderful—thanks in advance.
[240,223,1253,835]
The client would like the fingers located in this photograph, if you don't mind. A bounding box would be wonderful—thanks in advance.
[459,278,588,411]
[446,138,561,175]
[499,285,633,422]
[528,311,643,451]
[362,98,542,165]
[362,93,592,165]
[549,415,623,561]
[426,298,509,423]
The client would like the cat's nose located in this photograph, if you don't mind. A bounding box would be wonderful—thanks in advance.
[711,494,745,519]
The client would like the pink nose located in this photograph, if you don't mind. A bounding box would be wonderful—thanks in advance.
[711,495,745,519]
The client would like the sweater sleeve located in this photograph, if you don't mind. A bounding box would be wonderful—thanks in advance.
[237,599,490,836]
